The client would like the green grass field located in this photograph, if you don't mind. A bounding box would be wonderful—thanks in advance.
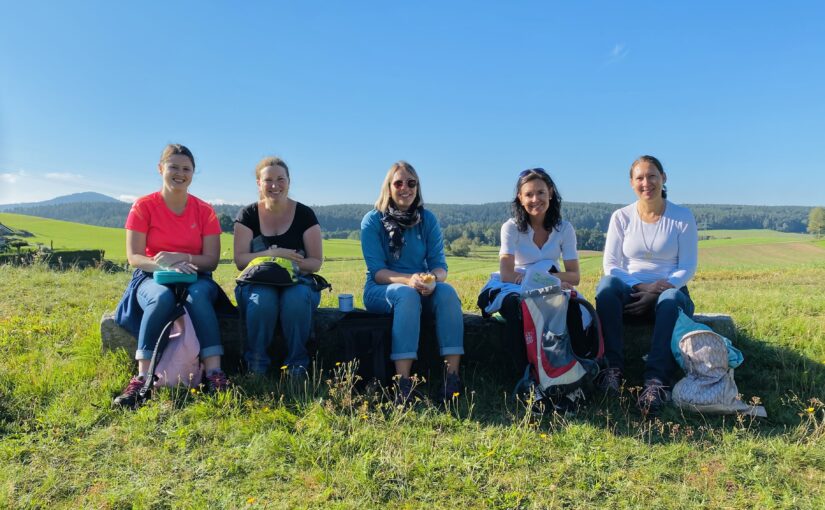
[1,215,824,508]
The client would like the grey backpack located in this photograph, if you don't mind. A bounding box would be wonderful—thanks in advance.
[671,312,766,417]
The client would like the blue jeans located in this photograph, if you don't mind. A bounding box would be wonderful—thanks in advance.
[595,275,694,386]
[135,276,223,360]
[235,283,321,374]
[363,282,464,361]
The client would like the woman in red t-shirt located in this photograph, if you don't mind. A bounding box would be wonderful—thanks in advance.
[113,144,229,407]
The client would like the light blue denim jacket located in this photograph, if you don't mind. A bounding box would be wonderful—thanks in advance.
[360,208,448,285]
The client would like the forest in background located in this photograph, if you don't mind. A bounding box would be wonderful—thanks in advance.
[2,200,813,252]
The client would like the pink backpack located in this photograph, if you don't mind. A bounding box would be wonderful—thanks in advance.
[154,310,203,388]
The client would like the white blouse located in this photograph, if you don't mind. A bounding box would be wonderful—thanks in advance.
[499,218,578,271]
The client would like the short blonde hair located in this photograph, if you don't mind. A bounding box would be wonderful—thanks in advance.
[255,156,289,180]
[374,161,424,212]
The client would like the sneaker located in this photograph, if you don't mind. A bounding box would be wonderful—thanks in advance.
[288,366,309,382]
[529,386,551,417]
[204,371,231,394]
[112,376,148,409]
[531,387,586,417]
[441,372,462,403]
[553,387,586,416]
[393,376,414,407]
[595,367,623,395]
[637,378,671,415]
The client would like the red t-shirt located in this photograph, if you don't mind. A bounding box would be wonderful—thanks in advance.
[125,192,221,257]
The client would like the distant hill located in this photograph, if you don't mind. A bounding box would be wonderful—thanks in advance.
[0,192,122,211]
[1,198,812,252]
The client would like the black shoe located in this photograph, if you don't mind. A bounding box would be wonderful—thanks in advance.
[393,376,414,407]
[595,367,623,395]
[204,371,231,394]
[531,387,586,417]
[112,376,148,409]
[552,388,586,416]
[441,372,462,403]
[637,378,671,415]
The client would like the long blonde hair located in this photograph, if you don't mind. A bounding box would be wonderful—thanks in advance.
[374,161,424,212]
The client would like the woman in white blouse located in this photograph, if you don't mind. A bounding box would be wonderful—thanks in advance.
[490,168,580,374]
[498,168,580,288]
[595,155,698,415]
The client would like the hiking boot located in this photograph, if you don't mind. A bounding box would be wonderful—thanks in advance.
[595,367,623,395]
[441,372,462,403]
[112,376,148,409]
[637,378,671,415]
[393,376,414,407]
[204,371,231,394]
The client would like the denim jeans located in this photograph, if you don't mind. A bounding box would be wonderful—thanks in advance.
[235,283,321,374]
[595,275,694,386]
[135,276,223,360]
[363,282,465,361]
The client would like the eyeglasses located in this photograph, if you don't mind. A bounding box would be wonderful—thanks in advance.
[392,179,418,189]
[519,168,548,178]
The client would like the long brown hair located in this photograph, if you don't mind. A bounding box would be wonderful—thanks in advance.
[511,168,563,233]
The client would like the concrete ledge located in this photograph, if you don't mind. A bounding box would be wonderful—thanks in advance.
[100,309,736,370]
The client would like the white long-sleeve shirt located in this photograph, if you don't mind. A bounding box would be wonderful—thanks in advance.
[602,200,698,289]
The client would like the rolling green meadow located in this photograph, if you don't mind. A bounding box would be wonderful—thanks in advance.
[1,213,824,508]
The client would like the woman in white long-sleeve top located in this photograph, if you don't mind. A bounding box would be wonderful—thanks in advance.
[595,155,698,414]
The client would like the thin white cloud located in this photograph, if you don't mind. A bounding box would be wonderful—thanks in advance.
[1,173,19,184]
[608,43,629,63]
[118,194,138,203]
[45,172,84,182]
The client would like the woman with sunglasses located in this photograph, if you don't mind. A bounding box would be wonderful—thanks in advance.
[233,156,323,377]
[360,161,464,405]
[479,168,581,411]
[113,144,231,408]
[595,155,698,415]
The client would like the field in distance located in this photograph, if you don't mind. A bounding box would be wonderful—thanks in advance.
[4,211,825,310]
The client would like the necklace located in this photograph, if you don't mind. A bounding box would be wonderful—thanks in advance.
[640,221,659,259]
[638,205,664,260]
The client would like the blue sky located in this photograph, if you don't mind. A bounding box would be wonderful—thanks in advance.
[1,1,823,207]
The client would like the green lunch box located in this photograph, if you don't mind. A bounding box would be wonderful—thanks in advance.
[153,270,197,285]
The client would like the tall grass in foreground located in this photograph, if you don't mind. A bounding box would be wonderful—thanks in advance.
[0,253,824,508]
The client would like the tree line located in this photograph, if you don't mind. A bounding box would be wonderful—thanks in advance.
[6,201,818,251]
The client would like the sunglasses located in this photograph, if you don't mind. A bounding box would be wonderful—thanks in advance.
[392,179,418,189]
[519,167,548,177]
